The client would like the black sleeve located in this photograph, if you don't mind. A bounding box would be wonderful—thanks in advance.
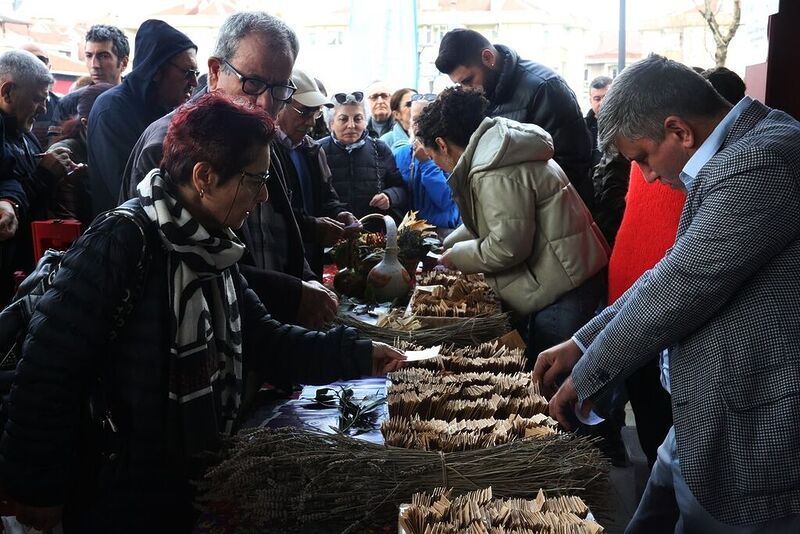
[238,264,302,324]
[294,207,318,244]
[239,273,372,385]
[0,215,145,506]
[120,135,162,203]
[527,77,594,208]
[9,136,59,220]
[591,152,631,247]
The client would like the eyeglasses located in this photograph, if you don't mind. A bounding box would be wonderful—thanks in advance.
[333,91,364,104]
[168,62,201,81]
[367,92,390,101]
[240,169,270,191]
[222,59,296,102]
[289,104,323,120]
[35,55,50,66]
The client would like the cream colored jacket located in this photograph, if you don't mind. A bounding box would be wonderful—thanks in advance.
[444,117,609,314]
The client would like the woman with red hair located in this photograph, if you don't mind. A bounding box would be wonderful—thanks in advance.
[0,92,403,532]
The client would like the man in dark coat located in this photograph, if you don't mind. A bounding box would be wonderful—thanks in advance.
[435,28,594,208]
[87,19,197,215]
[119,12,338,329]
[0,50,76,304]
[274,69,360,278]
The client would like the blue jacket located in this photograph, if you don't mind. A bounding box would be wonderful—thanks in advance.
[379,122,410,150]
[393,143,460,228]
[87,19,196,216]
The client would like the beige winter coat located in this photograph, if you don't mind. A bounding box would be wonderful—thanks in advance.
[444,117,609,314]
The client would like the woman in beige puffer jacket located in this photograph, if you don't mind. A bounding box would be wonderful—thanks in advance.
[415,86,609,358]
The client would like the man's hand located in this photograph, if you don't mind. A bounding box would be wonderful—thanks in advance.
[0,200,19,241]
[371,342,406,375]
[40,147,77,178]
[369,193,390,211]
[14,502,63,533]
[315,216,345,247]
[438,248,457,270]
[548,376,594,431]
[412,140,429,162]
[531,339,583,398]
[296,280,338,329]
[336,211,362,239]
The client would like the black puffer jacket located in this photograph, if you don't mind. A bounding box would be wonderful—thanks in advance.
[318,133,407,222]
[0,201,372,532]
[487,45,594,208]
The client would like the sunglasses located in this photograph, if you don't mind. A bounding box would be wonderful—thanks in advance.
[333,91,364,104]
[222,59,296,102]
[367,92,390,101]
[36,55,50,66]
[405,93,437,107]
[289,104,323,120]
[168,62,201,82]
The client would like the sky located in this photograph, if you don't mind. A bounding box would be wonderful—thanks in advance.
[7,0,772,30]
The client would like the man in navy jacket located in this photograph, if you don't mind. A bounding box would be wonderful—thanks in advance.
[87,19,196,215]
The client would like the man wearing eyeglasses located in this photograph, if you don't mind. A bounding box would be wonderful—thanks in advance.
[87,19,197,215]
[274,69,361,278]
[364,80,394,138]
[121,12,339,330]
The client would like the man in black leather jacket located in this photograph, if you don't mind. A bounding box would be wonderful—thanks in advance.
[435,28,594,208]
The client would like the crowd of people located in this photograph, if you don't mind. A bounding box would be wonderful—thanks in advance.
[0,9,798,534]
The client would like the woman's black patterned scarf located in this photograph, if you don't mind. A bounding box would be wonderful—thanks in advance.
[138,169,245,454]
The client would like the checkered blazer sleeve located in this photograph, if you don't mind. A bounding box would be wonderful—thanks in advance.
[572,269,654,349]
[572,146,800,401]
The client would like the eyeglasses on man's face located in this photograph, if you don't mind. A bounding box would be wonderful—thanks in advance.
[289,104,323,120]
[168,62,201,82]
[333,91,364,105]
[406,93,437,107]
[367,92,390,101]
[222,59,296,102]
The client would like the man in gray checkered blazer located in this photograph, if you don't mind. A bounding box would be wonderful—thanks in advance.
[534,54,800,532]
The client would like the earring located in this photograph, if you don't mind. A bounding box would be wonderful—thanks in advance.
[199,188,205,198]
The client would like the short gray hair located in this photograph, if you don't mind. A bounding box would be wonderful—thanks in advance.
[0,50,53,89]
[212,12,299,65]
[326,101,366,126]
[598,54,730,152]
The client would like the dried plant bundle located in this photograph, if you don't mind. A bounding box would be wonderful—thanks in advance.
[198,427,610,531]
[333,312,510,347]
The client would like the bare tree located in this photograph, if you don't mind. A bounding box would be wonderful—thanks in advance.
[698,0,742,67]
